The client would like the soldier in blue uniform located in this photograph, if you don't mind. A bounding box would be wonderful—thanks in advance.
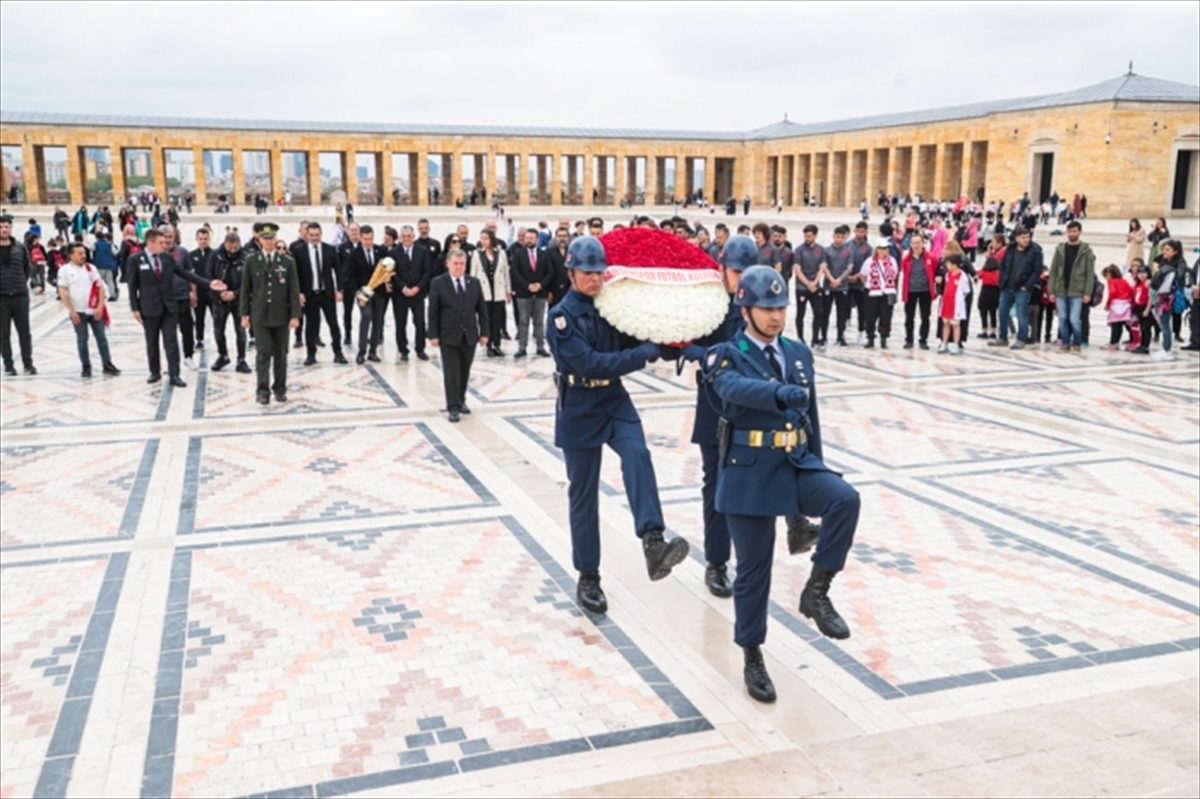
[681,236,821,597]
[703,266,861,703]
[547,237,691,615]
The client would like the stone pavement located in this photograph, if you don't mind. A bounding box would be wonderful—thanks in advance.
[1,277,1197,798]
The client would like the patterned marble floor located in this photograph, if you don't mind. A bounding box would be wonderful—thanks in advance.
[2,293,1197,798]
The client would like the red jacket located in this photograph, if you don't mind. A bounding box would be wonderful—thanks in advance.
[1105,277,1132,308]
[900,250,939,302]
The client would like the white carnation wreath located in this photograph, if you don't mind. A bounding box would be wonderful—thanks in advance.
[594,279,729,344]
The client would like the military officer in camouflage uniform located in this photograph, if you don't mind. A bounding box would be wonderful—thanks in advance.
[240,222,301,404]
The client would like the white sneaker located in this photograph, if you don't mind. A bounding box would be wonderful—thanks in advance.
[856,331,865,346]
[184,356,198,371]
[950,344,963,355]
[1150,350,1175,362]
[937,343,949,353]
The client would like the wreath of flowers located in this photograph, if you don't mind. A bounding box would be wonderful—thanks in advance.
[594,228,729,345]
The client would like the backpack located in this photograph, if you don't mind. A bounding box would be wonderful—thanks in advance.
[1173,286,1188,315]
[1091,277,1104,307]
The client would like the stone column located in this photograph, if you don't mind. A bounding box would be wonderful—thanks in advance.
[65,139,84,206]
[932,144,946,201]
[192,147,207,204]
[645,155,658,205]
[566,155,578,204]
[616,155,629,205]
[110,145,127,206]
[960,144,974,203]
[596,156,608,204]
[582,152,595,206]
[343,151,358,205]
[705,156,717,205]
[379,151,394,205]
[306,150,320,205]
[885,147,898,197]
[413,152,427,206]
[550,151,563,205]
[269,149,284,203]
[231,147,244,206]
[150,145,167,203]
[21,142,40,204]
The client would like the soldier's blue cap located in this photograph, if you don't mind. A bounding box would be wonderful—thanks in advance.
[735,266,789,308]
[566,236,607,273]
[719,235,758,272]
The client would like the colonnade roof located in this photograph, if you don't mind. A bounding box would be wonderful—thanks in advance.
[2,73,1195,144]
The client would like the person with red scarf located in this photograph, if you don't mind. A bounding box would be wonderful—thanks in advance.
[901,232,939,349]
[861,239,899,349]
[57,242,119,378]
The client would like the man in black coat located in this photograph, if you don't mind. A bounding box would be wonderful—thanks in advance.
[428,248,488,422]
[509,228,552,357]
[126,228,223,386]
[294,221,348,366]
[543,225,572,307]
[347,225,389,365]
[337,223,361,346]
[387,225,432,362]
[0,214,36,375]
[189,227,215,349]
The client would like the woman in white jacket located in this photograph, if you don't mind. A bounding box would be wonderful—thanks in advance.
[470,228,511,357]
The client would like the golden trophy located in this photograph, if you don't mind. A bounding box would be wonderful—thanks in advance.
[356,256,396,306]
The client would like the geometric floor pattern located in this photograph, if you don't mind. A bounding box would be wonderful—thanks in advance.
[2,283,1197,798]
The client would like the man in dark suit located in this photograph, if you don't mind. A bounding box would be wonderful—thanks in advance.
[387,225,432,362]
[288,221,310,348]
[294,222,348,366]
[428,248,488,422]
[126,228,223,387]
[544,225,572,306]
[337,223,361,346]
[509,228,552,357]
[347,225,389,365]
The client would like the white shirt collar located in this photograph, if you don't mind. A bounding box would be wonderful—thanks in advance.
[745,333,780,354]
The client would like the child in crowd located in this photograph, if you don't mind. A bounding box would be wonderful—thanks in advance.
[1131,262,1152,354]
[976,255,1001,339]
[938,253,971,354]
[1101,264,1134,350]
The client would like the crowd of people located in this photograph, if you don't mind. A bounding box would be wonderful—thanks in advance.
[1,201,1198,382]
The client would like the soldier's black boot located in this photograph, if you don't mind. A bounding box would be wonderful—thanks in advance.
[576,571,607,614]
[743,646,776,703]
[800,565,851,640]
[705,563,732,598]
[642,529,689,581]
[785,515,820,555]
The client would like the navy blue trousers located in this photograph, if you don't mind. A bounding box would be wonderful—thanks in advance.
[563,418,664,573]
[726,470,859,647]
[699,444,731,565]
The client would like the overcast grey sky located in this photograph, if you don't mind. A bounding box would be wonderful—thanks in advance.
[2,1,1197,131]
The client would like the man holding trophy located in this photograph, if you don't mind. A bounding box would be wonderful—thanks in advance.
[347,225,393,365]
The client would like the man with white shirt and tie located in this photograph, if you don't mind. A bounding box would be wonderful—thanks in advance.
[428,249,488,422]
[387,225,432,362]
[295,222,348,366]
[510,228,551,357]
[349,225,389,364]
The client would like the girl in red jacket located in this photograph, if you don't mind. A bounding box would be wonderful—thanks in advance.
[1130,262,1151,353]
[1101,264,1134,349]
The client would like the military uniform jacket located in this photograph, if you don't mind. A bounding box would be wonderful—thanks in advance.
[703,333,832,517]
[547,289,651,450]
[239,250,301,328]
[684,299,744,446]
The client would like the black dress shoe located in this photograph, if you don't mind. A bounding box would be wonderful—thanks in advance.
[274,391,287,403]
[81,365,92,378]
[23,364,37,375]
[334,353,349,365]
[576,571,607,614]
[705,563,733,598]
[292,338,304,349]
[256,392,270,405]
[800,565,850,639]
[212,355,230,372]
[416,351,429,361]
[642,529,689,581]
[536,348,551,357]
[317,337,326,348]
[236,361,252,373]
[367,352,381,363]
[863,341,874,349]
[903,341,914,350]
[356,353,365,365]
[343,336,352,347]
[460,403,471,415]
[448,409,460,422]
[147,373,162,384]
[3,363,15,376]
[880,339,889,349]
[514,349,527,359]
[400,352,410,362]
[102,362,121,376]
[303,356,316,366]
[743,646,776,703]
[919,341,929,350]
[786,515,820,555]
[169,376,187,388]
